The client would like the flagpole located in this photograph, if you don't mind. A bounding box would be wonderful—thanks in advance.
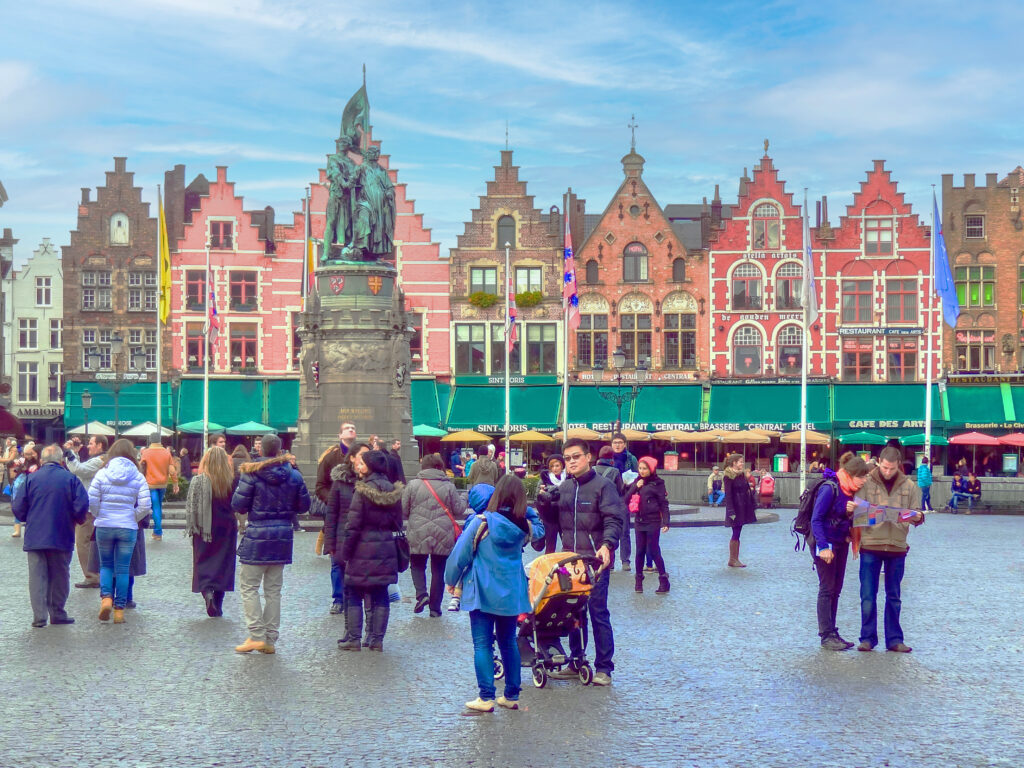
[561,201,571,442]
[156,184,163,435]
[504,243,511,474]
[203,241,211,449]
[925,188,936,460]
[302,187,310,312]
[800,188,809,494]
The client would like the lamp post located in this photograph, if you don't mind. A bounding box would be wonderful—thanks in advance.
[81,389,92,442]
[593,346,649,433]
[47,371,65,444]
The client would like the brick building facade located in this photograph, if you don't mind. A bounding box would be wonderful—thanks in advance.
[448,150,574,383]
[941,167,1024,373]
[572,147,709,382]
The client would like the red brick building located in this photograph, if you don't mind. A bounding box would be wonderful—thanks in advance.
[941,167,1024,373]
[572,146,709,381]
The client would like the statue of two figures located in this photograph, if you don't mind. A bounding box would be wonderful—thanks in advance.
[322,84,396,262]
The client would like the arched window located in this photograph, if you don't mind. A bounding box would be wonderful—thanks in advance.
[775,262,803,310]
[496,216,516,249]
[777,324,803,375]
[623,242,648,283]
[732,263,762,309]
[110,213,130,245]
[672,258,686,282]
[732,325,762,376]
[585,259,599,284]
[751,202,780,250]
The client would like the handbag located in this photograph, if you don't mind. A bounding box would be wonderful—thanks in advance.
[422,479,463,539]
[393,530,410,573]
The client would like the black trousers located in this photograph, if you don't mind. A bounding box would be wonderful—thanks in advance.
[635,528,666,575]
[409,553,448,614]
[813,541,850,639]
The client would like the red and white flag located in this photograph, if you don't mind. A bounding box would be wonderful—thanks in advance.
[506,273,518,352]
[207,269,220,344]
[563,212,580,329]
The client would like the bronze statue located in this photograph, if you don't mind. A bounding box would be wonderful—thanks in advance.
[323,135,358,260]
[343,145,395,261]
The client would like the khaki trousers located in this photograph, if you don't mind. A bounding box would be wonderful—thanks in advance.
[239,563,284,644]
[75,514,98,583]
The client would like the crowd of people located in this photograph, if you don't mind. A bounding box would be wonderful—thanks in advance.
[6,422,943,709]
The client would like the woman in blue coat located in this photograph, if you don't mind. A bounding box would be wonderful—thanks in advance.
[445,474,543,713]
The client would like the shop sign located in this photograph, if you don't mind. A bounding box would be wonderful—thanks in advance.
[838,327,923,336]
[947,373,1024,384]
[15,407,63,418]
[739,251,802,261]
[712,376,832,385]
[456,375,557,386]
[954,331,995,344]
[475,424,528,432]
[843,420,926,429]
[92,373,149,381]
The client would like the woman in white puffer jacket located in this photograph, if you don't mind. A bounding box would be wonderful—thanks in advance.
[89,438,152,623]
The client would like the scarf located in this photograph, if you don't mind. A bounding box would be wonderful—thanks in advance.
[184,472,214,543]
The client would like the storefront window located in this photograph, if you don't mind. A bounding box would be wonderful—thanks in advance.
[777,324,803,375]
[732,325,762,376]
[955,330,996,372]
[842,336,873,381]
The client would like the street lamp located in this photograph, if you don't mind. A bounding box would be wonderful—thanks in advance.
[81,389,92,441]
[593,347,649,433]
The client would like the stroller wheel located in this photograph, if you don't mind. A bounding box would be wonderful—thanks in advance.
[532,663,547,689]
[578,663,594,686]
[494,658,505,680]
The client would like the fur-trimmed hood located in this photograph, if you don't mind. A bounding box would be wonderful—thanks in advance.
[239,454,293,474]
[330,460,358,484]
[355,479,405,506]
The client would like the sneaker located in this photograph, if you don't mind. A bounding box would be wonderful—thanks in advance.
[464,697,494,712]
[447,596,461,612]
[834,634,855,649]
[74,581,100,589]
[414,595,429,614]
[821,635,850,651]
[887,643,913,653]
[125,601,137,610]
[592,672,612,686]
[337,639,361,651]
[621,561,631,572]
[329,602,343,615]
[151,534,162,541]
[643,566,656,573]
[496,696,519,710]
[857,641,875,652]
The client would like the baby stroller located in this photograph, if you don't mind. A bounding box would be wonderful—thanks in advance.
[521,552,603,688]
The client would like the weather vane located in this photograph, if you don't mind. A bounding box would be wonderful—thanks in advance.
[629,114,638,152]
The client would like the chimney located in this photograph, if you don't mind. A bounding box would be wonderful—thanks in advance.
[216,166,228,184]
[822,196,829,224]
[711,184,723,228]
[114,157,127,174]
[815,200,821,228]
[81,188,91,204]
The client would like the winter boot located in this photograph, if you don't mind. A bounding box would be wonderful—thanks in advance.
[340,603,363,650]
[112,609,125,624]
[368,604,390,651]
[11,523,21,538]
[634,574,644,593]
[212,591,225,617]
[728,540,746,568]
[203,588,217,617]
[655,573,670,594]
[98,597,113,621]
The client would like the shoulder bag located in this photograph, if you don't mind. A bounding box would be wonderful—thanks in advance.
[422,479,463,539]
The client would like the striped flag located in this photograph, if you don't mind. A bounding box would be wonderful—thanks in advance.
[506,273,518,352]
[207,268,220,344]
[563,211,580,330]
[802,202,818,324]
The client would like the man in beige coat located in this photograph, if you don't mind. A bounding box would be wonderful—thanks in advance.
[855,446,925,653]
[64,434,108,588]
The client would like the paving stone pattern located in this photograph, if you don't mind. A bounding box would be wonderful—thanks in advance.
[0,515,1021,768]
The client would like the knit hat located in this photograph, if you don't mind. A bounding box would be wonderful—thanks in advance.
[598,446,614,459]
[638,456,658,474]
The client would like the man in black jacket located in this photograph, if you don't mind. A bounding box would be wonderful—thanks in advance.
[595,445,628,571]
[554,438,625,686]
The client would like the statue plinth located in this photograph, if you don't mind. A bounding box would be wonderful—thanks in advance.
[291,260,413,480]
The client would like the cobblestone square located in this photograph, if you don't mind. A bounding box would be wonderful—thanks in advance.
[0,514,1021,768]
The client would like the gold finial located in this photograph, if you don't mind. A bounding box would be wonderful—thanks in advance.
[764,138,769,154]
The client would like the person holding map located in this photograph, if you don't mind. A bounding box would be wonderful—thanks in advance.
[854,446,924,654]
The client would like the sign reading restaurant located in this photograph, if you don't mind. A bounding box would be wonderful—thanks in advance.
[837,327,923,336]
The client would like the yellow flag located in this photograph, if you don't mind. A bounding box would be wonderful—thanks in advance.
[158,188,171,324]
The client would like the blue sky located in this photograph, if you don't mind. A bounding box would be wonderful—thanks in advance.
[2,0,1022,265]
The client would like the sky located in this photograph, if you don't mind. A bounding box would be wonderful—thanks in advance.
[2,0,1023,266]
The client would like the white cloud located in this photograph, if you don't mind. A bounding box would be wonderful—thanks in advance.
[134,142,323,165]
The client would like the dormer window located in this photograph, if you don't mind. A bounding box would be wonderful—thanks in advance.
[496,216,516,249]
[110,213,130,245]
[865,217,894,255]
[751,203,780,250]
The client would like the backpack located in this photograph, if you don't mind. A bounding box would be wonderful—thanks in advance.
[791,478,837,551]
[759,475,775,495]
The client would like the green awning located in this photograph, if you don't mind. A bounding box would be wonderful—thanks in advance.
[565,386,620,431]
[832,384,943,434]
[631,385,703,431]
[411,379,442,428]
[226,421,275,435]
[413,424,447,437]
[707,384,830,431]
[65,381,172,430]
[945,385,1007,429]
[445,386,561,432]
[900,433,949,446]
[266,379,299,431]
[179,420,225,434]
[1008,387,1024,428]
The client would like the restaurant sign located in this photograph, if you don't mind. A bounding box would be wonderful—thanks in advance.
[838,327,923,336]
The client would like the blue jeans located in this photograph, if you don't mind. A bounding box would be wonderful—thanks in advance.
[920,487,932,511]
[150,488,166,536]
[709,490,725,505]
[96,526,138,609]
[568,568,614,674]
[330,561,345,604]
[469,610,521,701]
[859,550,906,648]
[950,492,972,511]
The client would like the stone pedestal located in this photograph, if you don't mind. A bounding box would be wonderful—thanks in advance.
[291,260,414,481]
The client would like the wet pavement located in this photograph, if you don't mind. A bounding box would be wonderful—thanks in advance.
[0,513,1021,768]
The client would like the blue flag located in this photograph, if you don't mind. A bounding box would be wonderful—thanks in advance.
[933,193,961,329]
